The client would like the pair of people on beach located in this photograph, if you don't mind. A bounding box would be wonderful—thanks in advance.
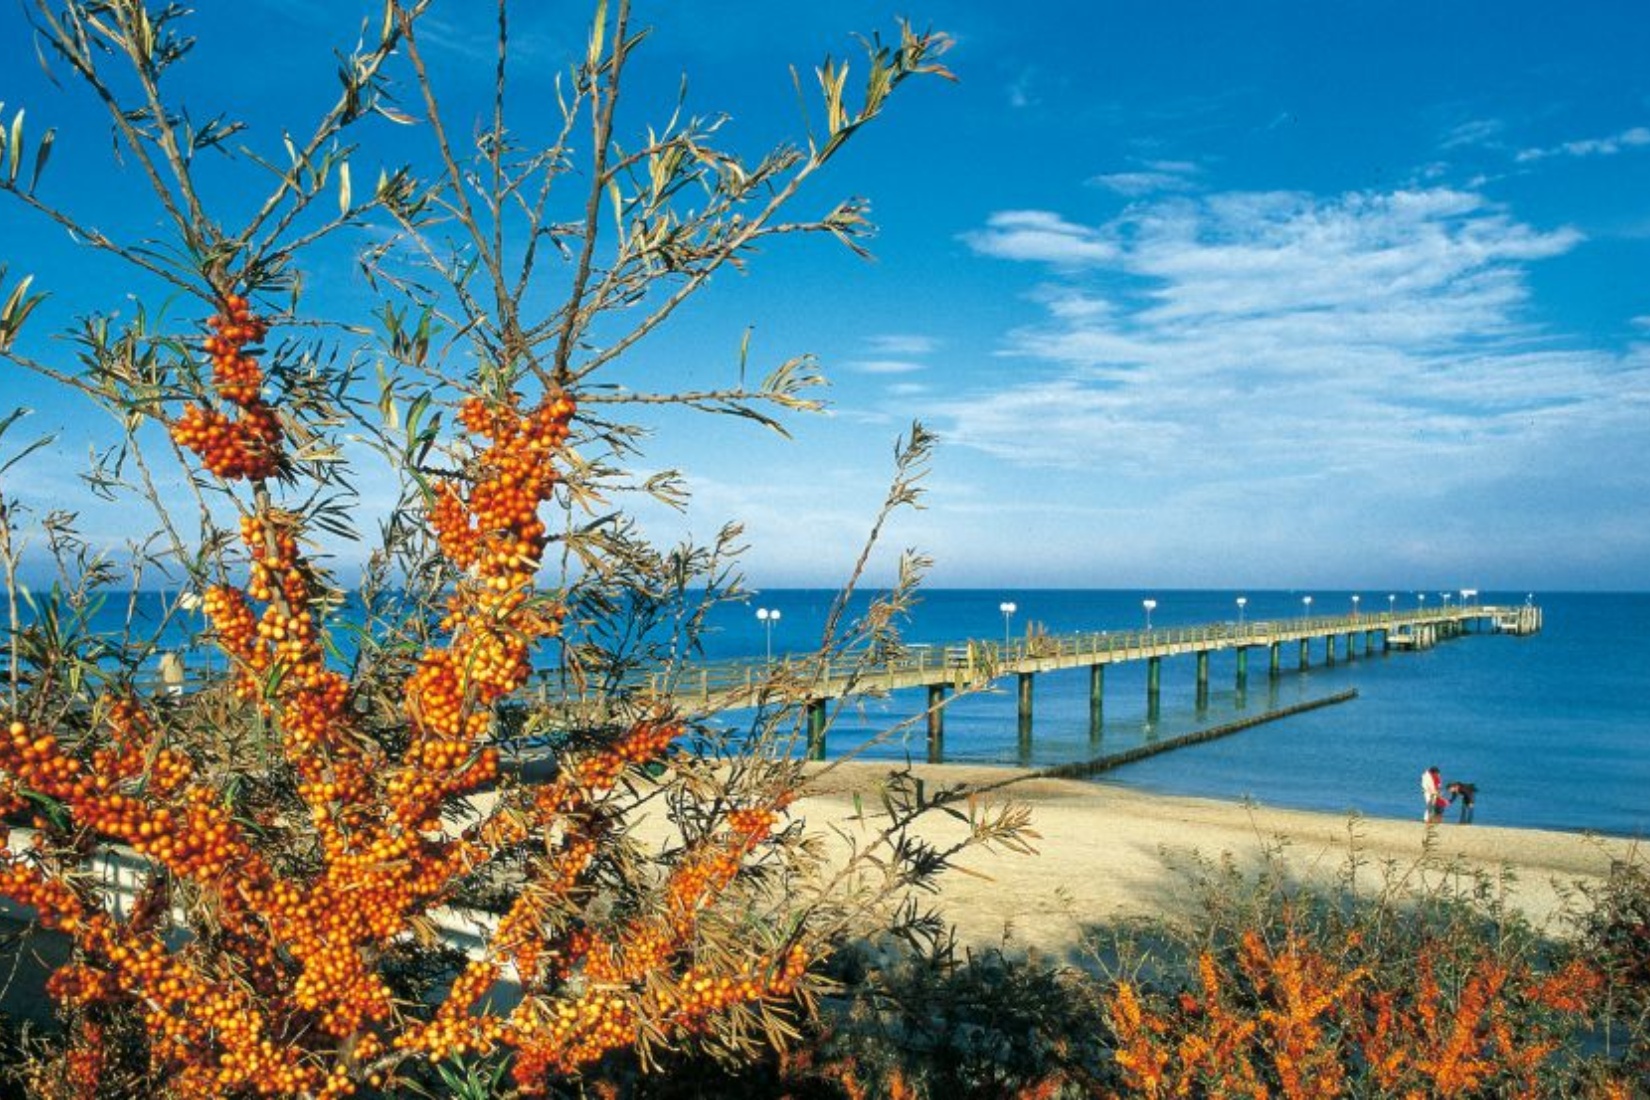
[1422,766,1476,824]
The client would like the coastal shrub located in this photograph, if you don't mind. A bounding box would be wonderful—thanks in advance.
[1094,842,1638,1097]
[734,839,1643,1100]
[1572,847,1650,1080]
[0,2,1039,1097]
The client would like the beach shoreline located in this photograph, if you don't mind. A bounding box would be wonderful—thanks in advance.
[796,761,1639,956]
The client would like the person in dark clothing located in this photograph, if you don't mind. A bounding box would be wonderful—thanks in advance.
[1446,781,1477,824]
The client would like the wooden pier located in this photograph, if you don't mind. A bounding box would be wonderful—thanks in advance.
[647,603,1541,759]
[136,602,1543,764]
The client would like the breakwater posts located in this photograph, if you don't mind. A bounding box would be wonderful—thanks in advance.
[1035,689,1360,782]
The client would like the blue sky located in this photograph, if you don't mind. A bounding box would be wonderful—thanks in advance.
[3,2,1648,592]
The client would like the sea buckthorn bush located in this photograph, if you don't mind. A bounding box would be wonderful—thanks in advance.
[0,3,995,1097]
[712,844,1643,1100]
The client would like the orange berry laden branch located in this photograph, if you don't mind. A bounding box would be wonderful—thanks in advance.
[0,5,965,1095]
[1,293,805,1097]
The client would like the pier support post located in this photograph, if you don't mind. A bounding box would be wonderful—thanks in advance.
[1017,672,1034,752]
[926,684,946,763]
[1269,643,1281,678]
[1146,656,1162,712]
[806,700,827,761]
[1325,634,1337,665]
[1088,664,1104,746]
[1196,651,1210,710]
[1236,646,1248,688]
[1299,639,1310,670]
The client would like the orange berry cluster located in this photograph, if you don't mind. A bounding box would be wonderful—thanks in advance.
[0,836,89,935]
[395,391,575,825]
[662,805,781,924]
[169,295,284,481]
[501,940,810,1093]
[0,719,81,819]
[202,294,269,405]
[490,834,599,985]
[205,513,354,761]
[506,991,640,1088]
[0,712,340,1095]
[397,959,505,1063]
[655,945,809,1035]
[568,719,680,790]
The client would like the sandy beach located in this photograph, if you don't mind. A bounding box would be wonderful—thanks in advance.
[796,761,1640,956]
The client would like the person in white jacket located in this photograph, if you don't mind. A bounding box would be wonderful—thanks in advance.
[1421,766,1443,823]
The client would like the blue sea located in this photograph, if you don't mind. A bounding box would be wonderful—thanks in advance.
[21,588,1649,838]
[696,590,1649,839]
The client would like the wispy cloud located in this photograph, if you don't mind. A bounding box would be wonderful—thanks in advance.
[1440,117,1506,151]
[845,334,936,375]
[943,189,1642,531]
[1089,159,1202,197]
[1516,125,1650,162]
[959,210,1116,266]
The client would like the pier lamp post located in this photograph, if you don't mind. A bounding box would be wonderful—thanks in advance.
[1142,599,1156,631]
[1388,593,1396,617]
[1236,596,1247,627]
[1440,592,1452,613]
[756,607,781,664]
[1526,593,1534,607]
[1417,593,1426,611]
[1351,594,1360,618]
[1302,595,1312,619]
[999,601,1017,655]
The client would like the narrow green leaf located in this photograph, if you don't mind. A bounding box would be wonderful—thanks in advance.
[28,127,54,193]
[7,109,23,183]
[587,0,609,70]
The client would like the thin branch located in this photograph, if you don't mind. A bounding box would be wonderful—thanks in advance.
[551,0,630,388]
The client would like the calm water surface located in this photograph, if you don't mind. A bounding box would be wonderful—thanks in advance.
[39,587,1650,838]
[702,590,1650,838]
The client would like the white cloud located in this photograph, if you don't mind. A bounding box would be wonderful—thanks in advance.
[845,334,935,375]
[959,210,1116,266]
[1516,125,1650,162]
[1091,171,1191,196]
[935,188,1637,524]
[1090,159,1201,196]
